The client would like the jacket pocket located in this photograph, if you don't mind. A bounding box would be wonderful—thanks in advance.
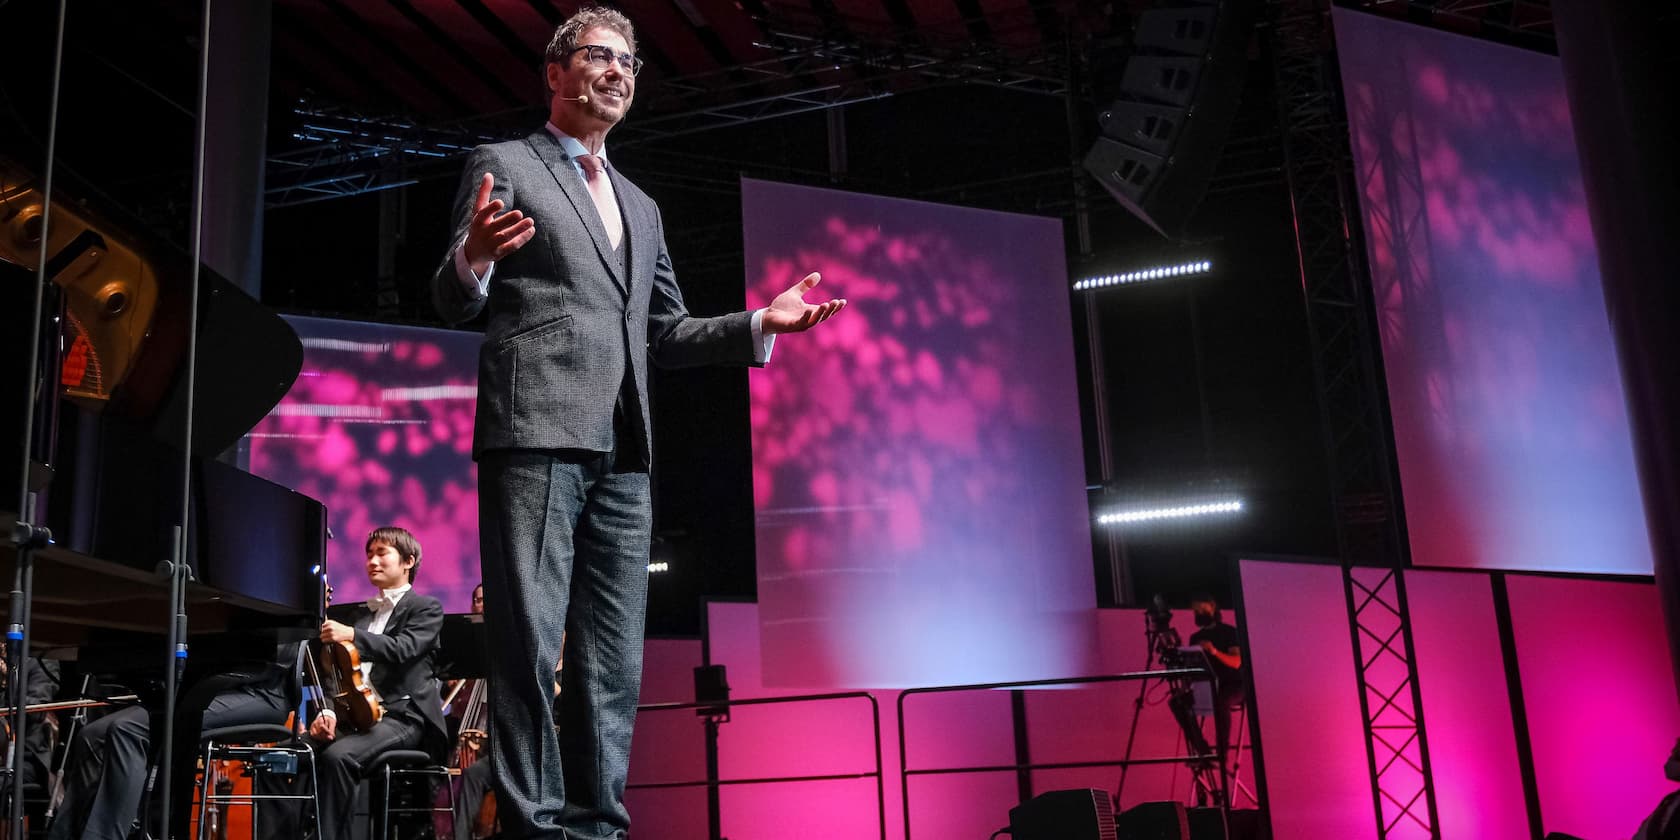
[496,314,574,353]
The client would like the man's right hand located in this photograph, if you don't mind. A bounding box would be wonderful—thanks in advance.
[463,172,536,277]
[309,713,338,742]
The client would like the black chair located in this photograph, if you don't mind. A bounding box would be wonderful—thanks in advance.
[194,723,319,840]
[3,781,51,840]
[365,748,454,840]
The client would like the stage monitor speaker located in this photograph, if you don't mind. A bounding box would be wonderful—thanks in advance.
[1008,789,1117,840]
[1083,0,1258,237]
[1115,800,1189,840]
[693,664,730,718]
[1183,807,1263,840]
[1186,806,1227,840]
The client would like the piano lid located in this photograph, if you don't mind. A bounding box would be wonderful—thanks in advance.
[0,155,301,455]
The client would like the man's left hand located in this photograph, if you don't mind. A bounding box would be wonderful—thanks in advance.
[1200,641,1217,655]
[763,272,846,334]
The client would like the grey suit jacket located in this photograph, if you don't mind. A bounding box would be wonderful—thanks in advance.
[432,129,759,461]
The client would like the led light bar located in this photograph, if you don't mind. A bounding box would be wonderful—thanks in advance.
[1096,499,1244,525]
[1073,260,1213,292]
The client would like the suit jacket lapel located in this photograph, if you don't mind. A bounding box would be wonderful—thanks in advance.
[525,131,628,296]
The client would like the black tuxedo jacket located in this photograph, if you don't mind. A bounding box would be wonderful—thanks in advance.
[327,591,448,761]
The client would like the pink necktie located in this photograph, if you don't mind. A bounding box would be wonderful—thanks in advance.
[576,154,623,250]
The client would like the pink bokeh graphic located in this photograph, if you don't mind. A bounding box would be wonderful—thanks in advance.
[741,178,1097,689]
[1335,9,1650,575]
[243,316,482,611]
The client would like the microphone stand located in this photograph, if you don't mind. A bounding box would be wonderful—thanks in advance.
[155,0,216,835]
[6,3,67,838]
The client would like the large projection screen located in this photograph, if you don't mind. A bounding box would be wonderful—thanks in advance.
[743,179,1096,688]
[1334,8,1651,574]
[243,315,482,611]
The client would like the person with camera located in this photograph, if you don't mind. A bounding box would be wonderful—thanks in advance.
[1187,593,1244,792]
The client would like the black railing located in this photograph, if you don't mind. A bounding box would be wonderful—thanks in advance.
[895,668,1214,840]
[630,691,886,840]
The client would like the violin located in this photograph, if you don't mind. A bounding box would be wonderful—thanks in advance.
[303,576,384,734]
[319,640,383,732]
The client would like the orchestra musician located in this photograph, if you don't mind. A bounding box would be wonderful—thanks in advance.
[299,525,448,840]
[449,582,495,840]
[0,648,56,790]
[44,648,295,840]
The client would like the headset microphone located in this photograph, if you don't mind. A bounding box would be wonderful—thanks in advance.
[559,94,590,103]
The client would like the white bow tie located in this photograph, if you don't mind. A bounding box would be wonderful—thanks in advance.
[367,595,394,612]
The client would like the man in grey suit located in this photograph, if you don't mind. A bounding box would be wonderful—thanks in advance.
[431,7,844,838]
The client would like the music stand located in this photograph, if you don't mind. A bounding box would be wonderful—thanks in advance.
[436,614,489,682]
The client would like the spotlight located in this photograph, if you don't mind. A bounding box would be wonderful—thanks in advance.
[1096,499,1244,525]
[1073,259,1213,292]
[648,561,670,573]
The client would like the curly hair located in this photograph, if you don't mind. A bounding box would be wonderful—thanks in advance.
[544,6,638,71]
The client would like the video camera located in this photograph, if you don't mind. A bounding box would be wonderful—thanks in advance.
[1145,594,1186,666]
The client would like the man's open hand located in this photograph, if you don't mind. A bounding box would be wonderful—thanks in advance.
[762,272,846,334]
[463,173,536,275]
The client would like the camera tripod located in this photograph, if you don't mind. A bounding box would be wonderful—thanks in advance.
[1113,605,1229,811]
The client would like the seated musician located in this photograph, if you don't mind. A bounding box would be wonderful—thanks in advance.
[46,646,295,840]
[451,582,493,840]
[0,649,57,788]
[452,581,565,840]
[306,525,448,840]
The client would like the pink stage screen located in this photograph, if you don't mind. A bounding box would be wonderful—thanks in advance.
[242,315,481,611]
[742,178,1096,688]
[1506,574,1680,839]
[1334,9,1650,574]
[1238,559,1379,840]
[1404,570,1529,840]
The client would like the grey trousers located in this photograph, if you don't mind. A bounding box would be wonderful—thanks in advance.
[479,449,651,840]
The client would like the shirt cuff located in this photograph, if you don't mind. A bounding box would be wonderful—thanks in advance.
[750,308,776,364]
[319,708,337,720]
[453,242,493,299]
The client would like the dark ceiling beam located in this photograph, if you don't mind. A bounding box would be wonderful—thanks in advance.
[949,0,994,44]
[388,0,528,109]
[462,0,548,66]
[273,6,413,110]
[320,0,479,114]
[1339,0,1556,50]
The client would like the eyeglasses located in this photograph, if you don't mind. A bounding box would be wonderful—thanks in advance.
[566,44,643,77]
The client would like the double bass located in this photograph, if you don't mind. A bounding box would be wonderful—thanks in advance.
[442,676,496,837]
